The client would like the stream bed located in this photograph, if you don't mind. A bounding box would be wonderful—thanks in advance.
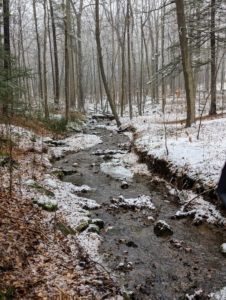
[54,123,226,300]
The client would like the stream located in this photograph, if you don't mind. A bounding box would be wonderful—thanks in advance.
[54,123,226,300]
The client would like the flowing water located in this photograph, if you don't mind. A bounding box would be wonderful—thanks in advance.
[54,123,226,300]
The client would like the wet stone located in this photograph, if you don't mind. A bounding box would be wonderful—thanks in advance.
[87,224,100,233]
[76,217,92,232]
[126,241,138,248]
[154,220,173,237]
[91,218,105,229]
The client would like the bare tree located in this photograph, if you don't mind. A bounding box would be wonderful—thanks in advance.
[95,0,121,127]
[175,0,195,127]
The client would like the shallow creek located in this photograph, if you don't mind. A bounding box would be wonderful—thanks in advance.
[54,124,226,300]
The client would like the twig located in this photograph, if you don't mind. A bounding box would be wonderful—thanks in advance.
[25,226,52,242]
[182,186,217,211]
[55,285,70,296]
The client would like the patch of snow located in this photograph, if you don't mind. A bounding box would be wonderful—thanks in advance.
[49,134,102,159]
[43,178,58,188]
[111,194,156,210]
[101,162,133,180]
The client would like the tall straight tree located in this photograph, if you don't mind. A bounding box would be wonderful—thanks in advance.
[49,0,60,105]
[3,0,10,113]
[127,0,132,119]
[209,0,216,115]
[70,0,85,111]
[95,0,121,127]
[175,0,195,127]
[32,0,43,101]
[63,0,69,119]
[43,0,49,118]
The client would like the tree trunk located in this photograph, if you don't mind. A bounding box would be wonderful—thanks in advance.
[43,0,49,118]
[66,0,75,108]
[2,0,10,114]
[32,0,43,101]
[77,1,84,111]
[49,0,60,105]
[175,0,195,127]
[48,11,55,101]
[127,0,132,119]
[209,0,216,115]
[161,0,166,112]
[64,0,69,120]
[95,0,121,127]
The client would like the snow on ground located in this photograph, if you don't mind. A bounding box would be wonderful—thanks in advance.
[0,124,113,296]
[104,99,226,231]
[110,194,156,210]
[49,134,102,159]
[132,117,225,187]
[100,151,150,180]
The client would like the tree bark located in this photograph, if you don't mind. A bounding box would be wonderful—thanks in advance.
[43,0,49,118]
[49,0,60,105]
[32,0,43,101]
[127,0,132,119]
[2,0,10,114]
[209,0,216,115]
[95,0,121,127]
[175,0,195,127]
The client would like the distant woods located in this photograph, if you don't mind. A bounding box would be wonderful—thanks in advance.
[0,0,226,126]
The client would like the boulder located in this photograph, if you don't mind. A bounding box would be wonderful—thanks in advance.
[154,220,173,237]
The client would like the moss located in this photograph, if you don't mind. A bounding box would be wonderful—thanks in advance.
[77,222,89,232]
[56,223,76,235]
[26,180,55,197]
[33,196,58,212]
[0,155,18,168]
[122,291,132,300]
[51,170,64,180]
[76,218,92,232]
[87,224,99,233]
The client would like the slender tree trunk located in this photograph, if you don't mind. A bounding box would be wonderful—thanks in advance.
[64,0,69,120]
[175,0,195,127]
[43,0,49,118]
[161,1,166,112]
[95,0,121,127]
[32,0,43,100]
[127,0,132,119]
[149,20,156,102]
[154,10,159,103]
[140,16,144,113]
[209,0,216,115]
[2,0,10,114]
[66,0,75,108]
[48,12,55,101]
[49,0,60,105]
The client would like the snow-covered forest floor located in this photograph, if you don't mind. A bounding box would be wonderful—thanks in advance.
[1,94,226,299]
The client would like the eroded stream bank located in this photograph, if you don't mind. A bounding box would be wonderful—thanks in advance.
[54,124,226,300]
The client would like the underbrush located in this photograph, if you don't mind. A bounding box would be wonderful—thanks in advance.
[0,108,86,137]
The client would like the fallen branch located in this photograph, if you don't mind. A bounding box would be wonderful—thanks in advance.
[181,185,217,211]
